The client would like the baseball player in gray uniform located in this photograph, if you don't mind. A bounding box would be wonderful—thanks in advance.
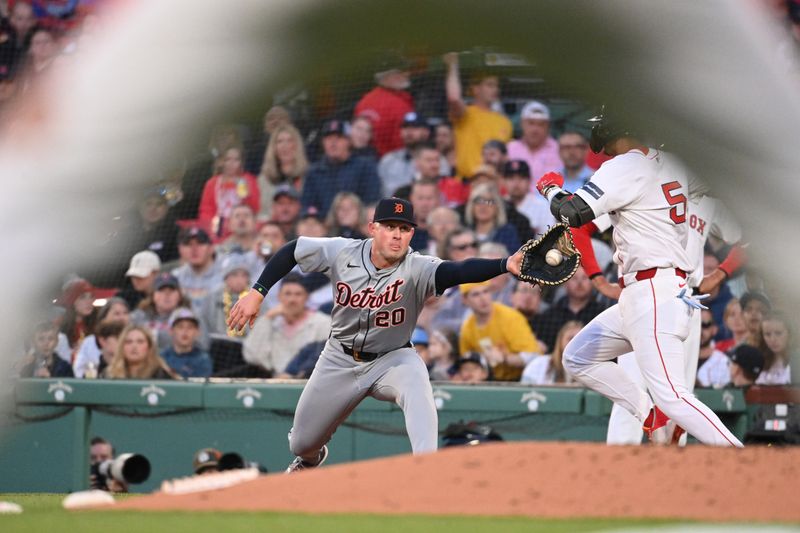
[228,197,525,472]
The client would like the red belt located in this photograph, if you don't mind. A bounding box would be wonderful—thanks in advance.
[618,268,686,289]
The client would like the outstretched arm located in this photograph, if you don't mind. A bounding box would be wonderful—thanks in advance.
[443,52,466,121]
[536,172,597,227]
[227,240,299,331]
[434,247,524,294]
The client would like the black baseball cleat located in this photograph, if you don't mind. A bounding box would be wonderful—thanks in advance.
[285,445,329,474]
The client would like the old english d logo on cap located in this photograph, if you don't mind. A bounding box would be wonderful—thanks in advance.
[395,202,404,213]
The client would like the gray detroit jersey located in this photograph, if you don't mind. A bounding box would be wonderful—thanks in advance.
[294,237,442,353]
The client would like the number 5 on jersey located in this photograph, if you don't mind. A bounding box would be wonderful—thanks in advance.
[661,181,687,224]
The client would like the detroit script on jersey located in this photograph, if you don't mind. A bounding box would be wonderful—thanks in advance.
[294,237,442,353]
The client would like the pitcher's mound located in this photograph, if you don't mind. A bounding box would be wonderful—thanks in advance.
[116,442,800,522]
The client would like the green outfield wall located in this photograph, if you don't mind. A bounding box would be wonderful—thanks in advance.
[0,379,749,493]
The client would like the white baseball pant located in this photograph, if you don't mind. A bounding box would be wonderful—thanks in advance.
[563,269,742,447]
[606,311,701,445]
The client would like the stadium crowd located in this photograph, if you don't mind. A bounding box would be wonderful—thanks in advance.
[6,1,800,391]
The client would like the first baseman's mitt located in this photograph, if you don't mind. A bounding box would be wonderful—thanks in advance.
[517,223,581,286]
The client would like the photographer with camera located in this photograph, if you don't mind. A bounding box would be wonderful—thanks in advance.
[89,437,128,493]
[89,436,151,493]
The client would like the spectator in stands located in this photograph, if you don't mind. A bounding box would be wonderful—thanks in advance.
[57,278,97,352]
[217,204,258,256]
[354,54,414,156]
[91,320,126,378]
[428,227,479,332]
[478,241,515,306]
[757,311,793,385]
[198,254,251,344]
[279,339,326,379]
[510,280,547,335]
[481,139,507,176]
[728,344,765,388]
[349,115,378,160]
[301,119,381,217]
[462,165,532,242]
[172,227,222,311]
[243,274,331,375]
[73,297,130,378]
[117,251,161,312]
[178,124,244,221]
[434,121,456,173]
[557,131,594,192]
[696,309,732,388]
[161,308,212,379]
[443,52,512,178]
[199,146,260,239]
[459,281,541,382]
[501,159,551,234]
[379,112,448,196]
[19,27,58,91]
[19,321,73,378]
[506,101,561,182]
[408,179,440,251]
[116,186,180,272]
[521,320,581,385]
[295,207,328,238]
[270,185,301,239]
[410,327,430,363]
[103,325,178,380]
[394,143,467,207]
[716,298,748,353]
[740,291,772,348]
[451,352,491,383]
[0,2,38,77]
[464,183,520,254]
[426,328,460,381]
[244,105,291,176]
[130,273,191,351]
[703,252,735,342]
[245,220,284,278]
[360,203,376,237]
[533,267,605,351]
[257,123,307,221]
[325,191,367,239]
[428,206,460,258]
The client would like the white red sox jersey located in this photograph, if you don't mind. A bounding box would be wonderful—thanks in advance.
[684,195,742,287]
[592,194,741,287]
[294,236,442,353]
[574,148,701,276]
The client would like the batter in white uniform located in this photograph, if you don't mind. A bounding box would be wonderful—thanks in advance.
[536,113,743,447]
[228,197,528,472]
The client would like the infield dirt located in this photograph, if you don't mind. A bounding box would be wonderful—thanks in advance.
[115,442,800,522]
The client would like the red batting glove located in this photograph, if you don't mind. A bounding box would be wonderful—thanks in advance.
[536,171,565,197]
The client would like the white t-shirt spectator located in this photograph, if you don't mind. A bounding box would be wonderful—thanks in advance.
[696,349,731,388]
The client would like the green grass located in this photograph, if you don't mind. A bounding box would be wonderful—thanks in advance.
[0,493,712,533]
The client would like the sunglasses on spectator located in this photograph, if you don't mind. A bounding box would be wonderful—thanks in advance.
[475,197,496,205]
[451,241,479,251]
[701,321,715,328]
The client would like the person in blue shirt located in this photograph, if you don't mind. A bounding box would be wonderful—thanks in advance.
[557,131,595,193]
[301,119,381,217]
[161,308,213,378]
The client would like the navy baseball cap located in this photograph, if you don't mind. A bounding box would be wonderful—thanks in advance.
[373,197,416,227]
[179,226,212,245]
[154,272,180,291]
[401,111,427,128]
[730,345,764,379]
[503,159,531,178]
[321,119,349,137]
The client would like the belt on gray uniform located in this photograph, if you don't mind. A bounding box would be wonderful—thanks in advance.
[341,342,412,362]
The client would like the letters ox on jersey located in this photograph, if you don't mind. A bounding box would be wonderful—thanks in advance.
[295,236,442,353]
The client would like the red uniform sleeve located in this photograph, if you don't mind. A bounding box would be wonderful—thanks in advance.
[569,222,601,278]
[719,244,746,277]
